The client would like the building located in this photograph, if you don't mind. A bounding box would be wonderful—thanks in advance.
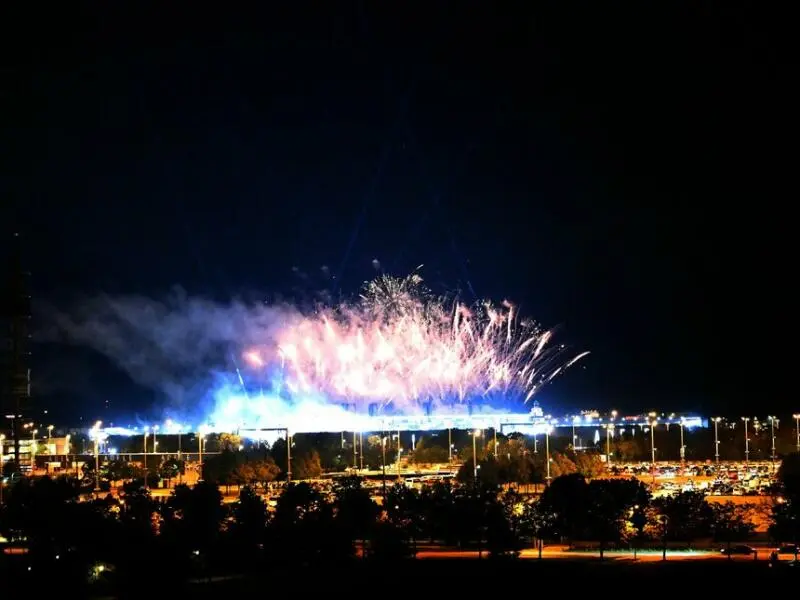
[1,233,32,468]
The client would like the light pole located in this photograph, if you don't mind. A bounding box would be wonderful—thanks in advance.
[0,434,4,505]
[153,425,159,454]
[448,428,452,462]
[47,425,54,458]
[353,431,357,470]
[396,433,402,477]
[545,427,551,485]
[679,418,686,463]
[604,424,613,465]
[31,428,38,470]
[472,429,481,481]
[648,417,657,467]
[359,431,364,471]
[794,414,800,453]
[713,418,721,463]
[493,426,498,457]
[768,416,778,471]
[286,429,292,483]
[64,434,70,470]
[197,432,205,481]
[143,426,149,474]
[571,416,579,451]
[92,421,102,492]
[381,435,387,495]
[741,417,750,465]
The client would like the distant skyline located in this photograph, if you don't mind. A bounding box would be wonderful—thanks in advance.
[2,4,795,420]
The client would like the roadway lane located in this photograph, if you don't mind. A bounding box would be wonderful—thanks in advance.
[414,545,764,562]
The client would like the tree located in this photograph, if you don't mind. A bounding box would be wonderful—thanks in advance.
[293,450,323,479]
[456,456,501,486]
[484,490,523,559]
[711,502,756,557]
[573,452,606,478]
[105,459,136,487]
[771,453,800,550]
[584,479,650,558]
[159,458,184,486]
[612,435,646,462]
[217,433,243,452]
[549,452,577,477]
[411,439,449,464]
[269,482,353,565]
[385,483,420,541]
[202,449,238,490]
[229,485,269,566]
[333,476,379,555]
[233,462,255,488]
[525,499,556,559]
[537,473,589,543]
[778,452,800,501]
[653,491,714,545]
[162,481,225,554]
[251,458,281,488]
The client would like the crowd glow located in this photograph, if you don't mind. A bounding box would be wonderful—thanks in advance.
[53,273,588,434]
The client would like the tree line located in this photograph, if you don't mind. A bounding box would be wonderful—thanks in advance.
[2,453,798,595]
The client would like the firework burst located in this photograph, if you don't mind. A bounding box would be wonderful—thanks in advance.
[243,274,587,413]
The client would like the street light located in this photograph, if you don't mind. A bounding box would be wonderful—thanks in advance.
[768,416,778,471]
[472,429,481,481]
[741,417,750,465]
[794,414,800,453]
[572,415,580,451]
[545,426,552,485]
[648,417,657,467]
[359,430,364,471]
[0,434,5,505]
[604,424,614,466]
[92,421,102,492]
[713,417,721,463]
[448,428,452,462]
[64,434,71,470]
[679,418,686,463]
[143,426,149,475]
[381,435,387,495]
[286,429,292,483]
[197,431,205,481]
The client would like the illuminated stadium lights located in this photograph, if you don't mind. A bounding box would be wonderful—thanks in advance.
[79,411,707,439]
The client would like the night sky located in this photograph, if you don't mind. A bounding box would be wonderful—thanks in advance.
[2,4,794,421]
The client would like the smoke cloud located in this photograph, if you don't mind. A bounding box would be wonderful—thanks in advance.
[42,288,295,413]
[39,275,585,430]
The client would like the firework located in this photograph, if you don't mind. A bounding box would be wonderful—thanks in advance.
[242,274,587,413]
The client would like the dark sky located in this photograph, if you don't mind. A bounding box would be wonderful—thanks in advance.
[2,4,794,420]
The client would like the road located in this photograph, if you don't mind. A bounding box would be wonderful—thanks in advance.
[414,545,771,562]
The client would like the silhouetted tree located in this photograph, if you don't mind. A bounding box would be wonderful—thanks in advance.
[269,482,353,565]
[653,491,713,545]
[292,450,323,479]
[711,501,756,557]
[333,476,379,555]
[537,473,588,543]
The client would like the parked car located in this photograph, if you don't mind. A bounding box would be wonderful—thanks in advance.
[720,545,756,556]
